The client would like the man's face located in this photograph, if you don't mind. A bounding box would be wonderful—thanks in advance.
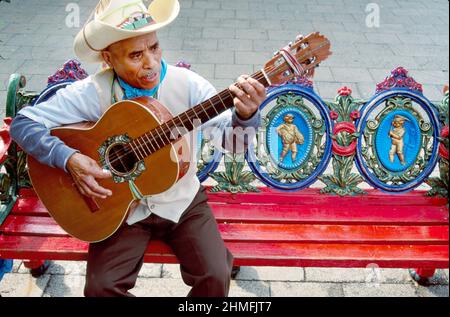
[101,32,162,90]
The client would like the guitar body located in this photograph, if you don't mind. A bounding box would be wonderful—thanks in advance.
[27,97,189,242]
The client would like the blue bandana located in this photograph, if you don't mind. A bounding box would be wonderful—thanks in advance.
[117,59,167,99]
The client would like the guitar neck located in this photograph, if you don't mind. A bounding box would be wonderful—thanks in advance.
[170,69,270,130]
[132,69,271,158]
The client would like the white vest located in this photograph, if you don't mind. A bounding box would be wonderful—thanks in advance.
[91,65,214,225]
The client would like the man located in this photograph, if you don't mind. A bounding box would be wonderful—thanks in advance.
[10,0,266,297]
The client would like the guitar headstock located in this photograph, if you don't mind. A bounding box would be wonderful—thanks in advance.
[263,32,332,86]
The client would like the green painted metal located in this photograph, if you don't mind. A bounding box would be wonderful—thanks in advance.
[426,89,449,197]
[209,153,259,193]
[320,88,366,196]
[0,74,38,225]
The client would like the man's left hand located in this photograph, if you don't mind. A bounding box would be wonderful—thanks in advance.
[229,75,267,120]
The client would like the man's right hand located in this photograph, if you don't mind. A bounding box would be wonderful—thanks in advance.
[66,152,113,199]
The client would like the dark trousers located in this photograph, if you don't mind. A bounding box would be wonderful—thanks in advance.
[84,186,234,297]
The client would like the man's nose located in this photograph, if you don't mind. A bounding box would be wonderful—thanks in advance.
[142,51,157,69]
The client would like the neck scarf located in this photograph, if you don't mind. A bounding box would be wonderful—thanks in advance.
[117,59,167,100]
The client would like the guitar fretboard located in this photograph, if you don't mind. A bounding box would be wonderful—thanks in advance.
[128,70,270,160]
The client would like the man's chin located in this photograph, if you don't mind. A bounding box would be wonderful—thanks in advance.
[138,79,160,90]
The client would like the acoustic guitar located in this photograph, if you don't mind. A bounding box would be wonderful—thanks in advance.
[27,32,332,242]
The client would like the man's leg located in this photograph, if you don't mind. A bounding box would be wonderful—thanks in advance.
[166,187,234,297]
[84,219,153,297]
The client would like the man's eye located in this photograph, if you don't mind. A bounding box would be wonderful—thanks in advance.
[132,53,142,59]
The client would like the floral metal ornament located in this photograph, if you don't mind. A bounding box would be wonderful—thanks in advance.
[426,85,449,197]
[247,84,332,191]
[209,153,258,193]
[33,60,90,107]
[319,86,367,196]
[356,70,440,192]
[376,67,423,94]
[47,60,89,86]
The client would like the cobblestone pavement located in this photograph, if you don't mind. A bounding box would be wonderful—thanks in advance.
[0,0,449,297]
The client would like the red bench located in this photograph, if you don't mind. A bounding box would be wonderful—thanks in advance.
[1,187,448,283]
[0,64,449,286]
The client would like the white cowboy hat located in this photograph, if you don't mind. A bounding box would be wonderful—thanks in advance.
[74,0,180,63]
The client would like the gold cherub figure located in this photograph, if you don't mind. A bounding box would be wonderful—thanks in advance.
[276,114,304,163]
[388,114,409,165]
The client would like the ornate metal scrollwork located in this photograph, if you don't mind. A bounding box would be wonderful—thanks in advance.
[356,88,440,193]
[319,87,366,196]
[426,86,449,197]
[196,130,223,183]
[209,152,258,193]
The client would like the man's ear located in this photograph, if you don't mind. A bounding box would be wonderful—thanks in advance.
[101,50,113,69]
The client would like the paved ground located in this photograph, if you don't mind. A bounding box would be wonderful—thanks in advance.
[0,0,449,297]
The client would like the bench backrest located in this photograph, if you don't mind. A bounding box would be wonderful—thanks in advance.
[0,60,448,218]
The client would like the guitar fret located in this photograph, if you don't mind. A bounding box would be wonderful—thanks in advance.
[137,138,149,157]
[143,133,156,153]
[225,89,235,101]
[132,139,145,160]
[160,126,171,144]
[182,111,194,129]
[129,143,141,160]
[139,136,152,155]
[217,93,227,111]
[140,138,150,157]
[260,68,272,86]
[154,127,167,147]
[208,99,219,115]
[200,104,211,120]
[191,106,203,122]
[164,122,175,141]
[172,117,186,137]
[150,130,163,150]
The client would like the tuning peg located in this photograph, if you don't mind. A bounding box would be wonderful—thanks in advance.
[296,34,304,41]
[288,42,293,47]
[273,51,279,56]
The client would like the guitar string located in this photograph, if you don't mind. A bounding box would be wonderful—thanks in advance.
[106,41,330,167]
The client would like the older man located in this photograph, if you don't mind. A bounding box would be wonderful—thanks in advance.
[10,0,266,297]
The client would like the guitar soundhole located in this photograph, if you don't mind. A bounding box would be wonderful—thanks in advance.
[106,143,139,175]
